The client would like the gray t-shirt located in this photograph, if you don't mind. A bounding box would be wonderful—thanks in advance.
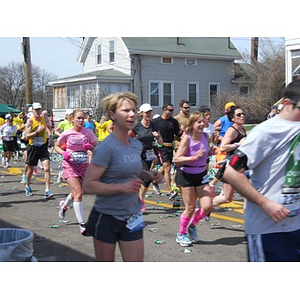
[91,133,143,216]
[239,115,300,235]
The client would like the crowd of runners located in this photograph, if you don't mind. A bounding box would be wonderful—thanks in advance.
[1,80,300,262]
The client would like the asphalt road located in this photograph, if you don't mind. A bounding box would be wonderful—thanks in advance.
[0,153,248,262]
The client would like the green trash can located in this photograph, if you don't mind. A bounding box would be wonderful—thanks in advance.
[0,228,37,261]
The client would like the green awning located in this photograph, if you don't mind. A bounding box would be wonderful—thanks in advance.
[0,104,22,114]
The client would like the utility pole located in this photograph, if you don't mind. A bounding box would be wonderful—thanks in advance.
[251,37,259,64]
[22,37,33,104]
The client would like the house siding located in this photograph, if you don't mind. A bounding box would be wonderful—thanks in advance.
[132,54,235,115]
[83,37,131,76]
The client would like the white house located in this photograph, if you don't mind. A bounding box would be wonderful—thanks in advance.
[49,37,242,121]
[285,37,300,85]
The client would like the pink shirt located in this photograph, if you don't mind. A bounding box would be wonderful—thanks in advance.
[180,133,209,174]
[58,127,97,153]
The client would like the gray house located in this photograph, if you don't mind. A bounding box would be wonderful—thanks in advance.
[50,37,242,121]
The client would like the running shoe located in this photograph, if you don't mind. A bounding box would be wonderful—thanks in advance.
[187,224,199,243]
[152,182,161,194]
[58,200,68,220]
[25,186,33,196]
[33,168,38,176]
[176,233,192,247]
[44,190,54,199]
[169,191,178,201]
[79,223,87,236]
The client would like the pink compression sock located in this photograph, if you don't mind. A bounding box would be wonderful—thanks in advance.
[179,214,192,235]
[191,208,206,226]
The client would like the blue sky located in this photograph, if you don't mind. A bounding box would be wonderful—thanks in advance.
[0,37,284,79]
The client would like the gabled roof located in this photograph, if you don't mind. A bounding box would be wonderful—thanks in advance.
[49,69,132,86]
[77,37,242,64]
[122,37,241,59]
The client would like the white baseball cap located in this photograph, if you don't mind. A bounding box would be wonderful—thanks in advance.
[32,102,42,110]
[139,103,153,113]
[5,114,12,119]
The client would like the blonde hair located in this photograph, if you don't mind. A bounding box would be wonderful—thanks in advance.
[185,111,204,134]
[71,109,84,123]
[99,115,109,124]
[101,92,138,119]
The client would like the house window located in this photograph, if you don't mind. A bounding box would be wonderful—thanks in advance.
[96,44,102,65]
[150,81,174,107]
[185,58,197,66]
[109,40,115,63]
[209,83,220,106]
[161,57,173,64]
[67,85,81,108]
[187,82,199,106]
[239,85,249,95]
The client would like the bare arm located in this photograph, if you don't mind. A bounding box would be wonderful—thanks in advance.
[174,134,205,166]
[223,164,290,223]
[83,163,143,195]
[220,127,238,153]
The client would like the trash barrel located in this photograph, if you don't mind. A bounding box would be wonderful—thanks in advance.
[0,228,36,262]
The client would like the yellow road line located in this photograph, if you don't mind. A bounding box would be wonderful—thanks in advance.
[6,167,22,175]
[210,213,244,224]
[145,190,245,224]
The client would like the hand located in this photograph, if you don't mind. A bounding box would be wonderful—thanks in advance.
[83,143,92,151]
[123,178,143,194]
[36,124,45,133]
[195,149,205,159]
[150,170,163,183]
[262,200,290,223]
[152,131,159,139]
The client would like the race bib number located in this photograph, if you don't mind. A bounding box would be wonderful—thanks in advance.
[126,212,145,232]
[201,173,210,184]
[145,149,155,161]
[281,192,300,217]
[32,136,45,147]
[70,151,89,164]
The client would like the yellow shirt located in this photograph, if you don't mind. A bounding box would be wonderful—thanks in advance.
[29,117,47,146]
[97,119,112,141]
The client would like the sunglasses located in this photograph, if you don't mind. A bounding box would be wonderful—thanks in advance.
[167,109,174,112]
[235,112,245,117]
[182,106,190,109]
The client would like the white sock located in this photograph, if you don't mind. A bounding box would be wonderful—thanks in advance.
[73,201,84,224]
[63,193,73,208]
